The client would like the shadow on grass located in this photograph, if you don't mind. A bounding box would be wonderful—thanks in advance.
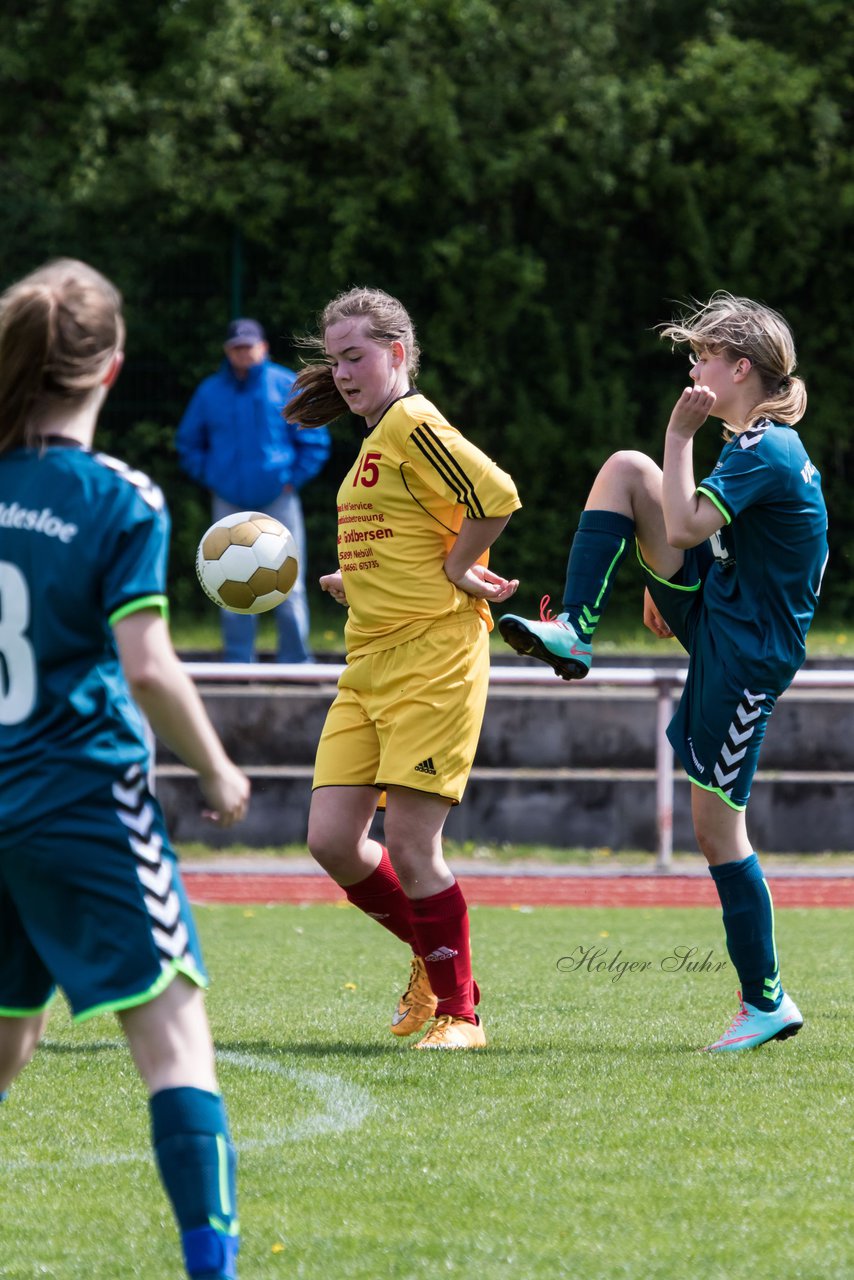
[39,1036,397,1060]
[39,1035,704,1061]
[220,1038,400,1059]
[219,1036,707,1060]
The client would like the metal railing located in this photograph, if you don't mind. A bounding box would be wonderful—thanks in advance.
[181,662,854,870]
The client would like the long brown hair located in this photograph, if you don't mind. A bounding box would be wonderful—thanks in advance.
[659,291,806,437]
[0,258,124,454]
[285,287,420,428]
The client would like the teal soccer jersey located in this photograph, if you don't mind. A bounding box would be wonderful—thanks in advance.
[0,441,169,830]
[642,418,827,808]
[696,419,828,686]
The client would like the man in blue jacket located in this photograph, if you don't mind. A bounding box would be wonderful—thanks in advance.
[177,318,332,663]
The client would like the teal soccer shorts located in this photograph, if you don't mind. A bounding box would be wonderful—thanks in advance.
[0,765,208,1022]
[640,543,777,810]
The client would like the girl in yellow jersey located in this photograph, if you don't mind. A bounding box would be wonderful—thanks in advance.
[286,288,520,1049]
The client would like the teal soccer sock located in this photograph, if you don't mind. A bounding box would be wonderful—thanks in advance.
[562,510,635,638]
[709,853,782,1010]
[150,1086,239,1280]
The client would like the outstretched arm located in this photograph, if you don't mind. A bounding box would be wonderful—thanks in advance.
[114,609,250,825]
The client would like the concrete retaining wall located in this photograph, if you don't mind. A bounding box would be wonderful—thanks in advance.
[155,667,854,853]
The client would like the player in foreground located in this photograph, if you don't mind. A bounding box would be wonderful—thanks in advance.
[286,287,520,1049]
[499,293,827,1052]
[0,260,250,1277]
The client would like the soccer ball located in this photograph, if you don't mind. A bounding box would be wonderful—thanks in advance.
[196,511,299,614]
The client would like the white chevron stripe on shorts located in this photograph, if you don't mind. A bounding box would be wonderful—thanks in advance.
[145,891,182,930]
[153,922,190,959]
[113,764,190,967]
[129,830,164,867]
[713,689,767,795]
[137,861,173,897]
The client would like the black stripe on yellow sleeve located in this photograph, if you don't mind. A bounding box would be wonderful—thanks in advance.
[411,424,486,518]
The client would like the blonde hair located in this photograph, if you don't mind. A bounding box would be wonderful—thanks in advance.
[0,258,124,454]
[659,291,806,435]
[285,287,420,428]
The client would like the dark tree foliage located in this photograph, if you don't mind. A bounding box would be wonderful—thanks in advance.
[1,0,850,619]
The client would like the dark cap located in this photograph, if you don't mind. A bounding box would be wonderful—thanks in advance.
[225,318,266,346]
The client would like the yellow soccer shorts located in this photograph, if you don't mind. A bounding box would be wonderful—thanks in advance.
[313,611,490,805]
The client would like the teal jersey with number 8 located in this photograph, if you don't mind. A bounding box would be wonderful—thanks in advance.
[0,441,169,830]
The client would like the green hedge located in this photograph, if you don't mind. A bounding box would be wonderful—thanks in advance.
[2,0,851,618]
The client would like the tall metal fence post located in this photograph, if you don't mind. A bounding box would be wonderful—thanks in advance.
[230,227,243,319]
[655,676,675,872]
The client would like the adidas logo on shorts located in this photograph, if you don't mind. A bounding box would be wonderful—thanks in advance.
[414,758,437,776]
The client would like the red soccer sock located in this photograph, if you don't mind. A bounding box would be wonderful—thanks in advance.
[343,847,417,949]
[409,882,479,1022]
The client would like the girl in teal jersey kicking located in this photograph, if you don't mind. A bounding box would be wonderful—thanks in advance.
[500,293,827,1052]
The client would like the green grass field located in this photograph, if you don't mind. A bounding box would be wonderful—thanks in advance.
[1,905,851,1279]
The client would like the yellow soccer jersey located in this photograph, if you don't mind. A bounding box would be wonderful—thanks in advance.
[337,392,520,655]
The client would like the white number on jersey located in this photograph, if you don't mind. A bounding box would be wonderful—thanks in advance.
[709,530,734,569]
[0,561,37,725]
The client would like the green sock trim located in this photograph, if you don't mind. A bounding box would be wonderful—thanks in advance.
[592,538,627,611]
[209,1214,241,1236]
[216,1135,234,1218]
[762,877,779,972]
[578,605,600,636]
[563,511,634,637]
[761,878,782,1002]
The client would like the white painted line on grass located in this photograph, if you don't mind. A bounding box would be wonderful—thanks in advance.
[218,1049,376,1146]
[3,1045,374,1170]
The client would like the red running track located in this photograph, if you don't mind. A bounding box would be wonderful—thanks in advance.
[184,873,854,909]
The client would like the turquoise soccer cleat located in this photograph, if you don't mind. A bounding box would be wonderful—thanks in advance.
[702,990,803,1053]
[498,596,593,681]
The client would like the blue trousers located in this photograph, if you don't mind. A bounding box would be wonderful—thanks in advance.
[212,490,312,663]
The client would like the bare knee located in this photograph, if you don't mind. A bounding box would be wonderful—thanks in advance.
[587,451,662,522]
[383,822,452,897]
[612,448,654,471]
[691,788,752,866]
[307,789,380,882]
[0,1012,48,1091]
[389,848,452,898]
[307,811,344,863]
[694,829,722,864]
[601,450,658,488]
[307,815,361,877]
[119,977,217,1095]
